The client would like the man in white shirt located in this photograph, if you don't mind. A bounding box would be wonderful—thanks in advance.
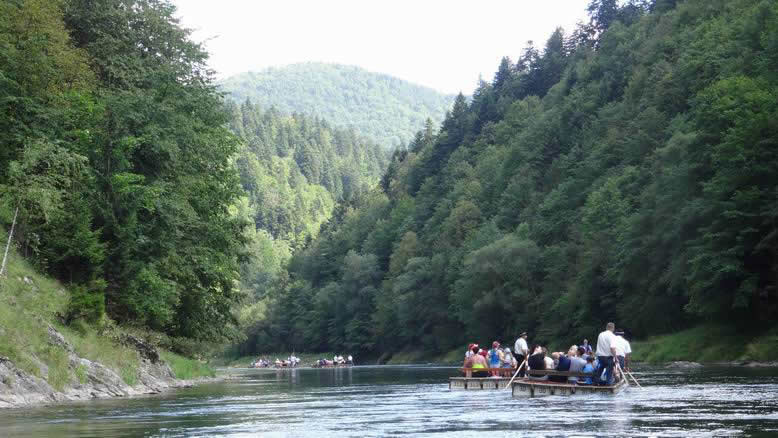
[594,322,618,385]
[614,330,632,371]
[514,332,529,376]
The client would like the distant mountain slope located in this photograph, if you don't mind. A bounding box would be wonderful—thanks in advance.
[220,63,456,148]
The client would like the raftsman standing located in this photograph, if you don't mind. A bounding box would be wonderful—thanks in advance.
[594,322,618,385]
[514,331,529,376]
[614,330,632,371]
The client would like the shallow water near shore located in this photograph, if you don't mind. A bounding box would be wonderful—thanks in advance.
[0,365,777,437]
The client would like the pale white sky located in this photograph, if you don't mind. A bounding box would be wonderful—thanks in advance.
[172,0,590,94]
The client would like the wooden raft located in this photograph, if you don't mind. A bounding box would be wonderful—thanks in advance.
[449,368,516,390]
[511,369,627,398]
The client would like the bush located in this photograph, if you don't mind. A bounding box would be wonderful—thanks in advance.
[65,280,106,325]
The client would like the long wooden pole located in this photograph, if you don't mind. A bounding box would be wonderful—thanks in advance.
[626,368,643,388]
[0,206,19,278]
[615,360,629,387]
[504,358,527,390]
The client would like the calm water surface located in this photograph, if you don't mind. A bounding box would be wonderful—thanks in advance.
[0,365,777,437]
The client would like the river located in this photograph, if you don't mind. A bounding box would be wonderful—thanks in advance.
[0,365,776,437]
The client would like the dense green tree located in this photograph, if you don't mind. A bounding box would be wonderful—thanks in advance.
[1,0,249,343]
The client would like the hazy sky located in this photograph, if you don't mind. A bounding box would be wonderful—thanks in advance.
[172,0,590,94]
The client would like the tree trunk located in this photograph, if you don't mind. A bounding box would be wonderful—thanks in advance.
[0,206,19,277]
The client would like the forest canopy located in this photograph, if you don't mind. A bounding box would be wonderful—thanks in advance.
[220,63,456,149]
[237,0,778,358]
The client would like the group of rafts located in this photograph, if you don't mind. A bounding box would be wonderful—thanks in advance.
[250,355,355,369]
[250,355,302,368]
[451,349,639,397]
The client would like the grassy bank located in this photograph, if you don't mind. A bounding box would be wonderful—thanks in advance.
[160,351,215,379]
[631,324,778,364]
[0,232,211,389]
[0,247,146,390]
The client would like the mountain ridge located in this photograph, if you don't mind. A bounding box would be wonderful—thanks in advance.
[220,62,456,148]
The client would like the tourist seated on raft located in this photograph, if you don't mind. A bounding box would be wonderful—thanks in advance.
[549,352,571,383]
[567,347,587,384]
[548,346,588,384]
[464,343,477,360]
[462,349,473,369]
[581,338,593,357]
[526,345,548,380]
[463,345,489,377]
[581,356,596,385]
[542,347,554,370]
[488,341,503,376]
[502,347,515,369]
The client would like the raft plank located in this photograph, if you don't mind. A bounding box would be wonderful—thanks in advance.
[460,368,515,377]
[449,377,513,390]
[511,378,627,398]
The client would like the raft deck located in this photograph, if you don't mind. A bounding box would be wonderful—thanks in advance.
[449,368,516,390]
[449,368,628,395]
[511,369,627,397]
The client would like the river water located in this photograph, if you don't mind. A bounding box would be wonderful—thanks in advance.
[0,365,776,437]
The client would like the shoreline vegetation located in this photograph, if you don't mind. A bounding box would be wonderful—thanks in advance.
[0,241,214,409]
[631,325,778,365]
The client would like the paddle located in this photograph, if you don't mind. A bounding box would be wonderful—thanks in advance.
[504,358,528,390]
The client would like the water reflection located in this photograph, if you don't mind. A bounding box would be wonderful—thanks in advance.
[0,365,776,437]
[272,366,353,387]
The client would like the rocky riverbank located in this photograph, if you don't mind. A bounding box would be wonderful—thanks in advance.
[0,327,200,409]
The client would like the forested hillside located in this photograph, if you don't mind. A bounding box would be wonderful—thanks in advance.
[0,0,245,345]
[220,63,456,148]
[0,0,390,354]
[227,100,388,317]
[240,0,778,358]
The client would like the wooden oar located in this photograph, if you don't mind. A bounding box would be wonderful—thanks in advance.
[504,358,527,390]
[614,361,629,387]
[625,368,643,388]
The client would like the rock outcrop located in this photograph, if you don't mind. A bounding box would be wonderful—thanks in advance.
[0,327,193,409]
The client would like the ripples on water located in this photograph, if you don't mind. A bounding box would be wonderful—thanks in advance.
[0,365,777,437]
